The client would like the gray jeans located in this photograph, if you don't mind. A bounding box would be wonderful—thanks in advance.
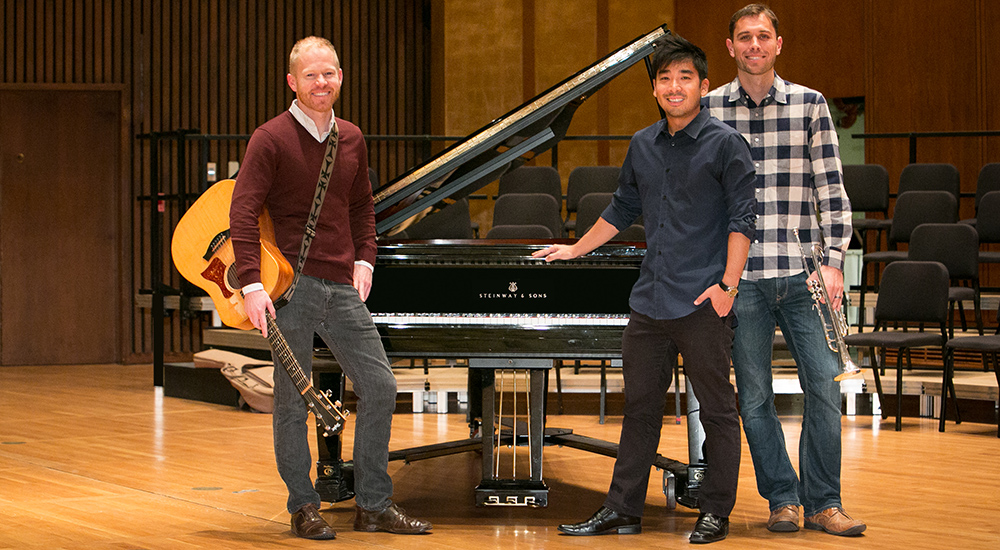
[270,275,397,513]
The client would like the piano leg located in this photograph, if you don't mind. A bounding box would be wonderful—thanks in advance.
[467,367,483,438]
[678,373,706,509]
[314,366,356,503]
[473,358,549,507]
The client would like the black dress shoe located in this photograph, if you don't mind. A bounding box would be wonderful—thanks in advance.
[558,506,641,536]
[290,503,336,540]
[689,512,729,544]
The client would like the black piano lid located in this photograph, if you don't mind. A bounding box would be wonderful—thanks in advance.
[372,24,670,236]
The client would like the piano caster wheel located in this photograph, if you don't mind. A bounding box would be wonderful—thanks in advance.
[662,470,677,510]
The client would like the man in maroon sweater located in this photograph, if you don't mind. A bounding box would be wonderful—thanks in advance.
[230,36,431,540]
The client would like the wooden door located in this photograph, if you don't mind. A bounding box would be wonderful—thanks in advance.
[0,88,122,365]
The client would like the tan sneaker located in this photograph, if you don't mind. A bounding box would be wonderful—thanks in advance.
[804,507,866,536]
[767,504,800,532]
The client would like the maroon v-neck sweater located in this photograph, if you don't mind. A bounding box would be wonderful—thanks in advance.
[230,111,375,288]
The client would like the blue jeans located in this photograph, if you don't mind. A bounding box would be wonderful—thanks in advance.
[271,275,397,513]
[732,273,843,517]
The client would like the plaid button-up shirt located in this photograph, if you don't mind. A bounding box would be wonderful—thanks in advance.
[703,75,852,280]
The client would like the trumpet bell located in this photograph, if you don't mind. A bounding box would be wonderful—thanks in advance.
[834,361,863,381]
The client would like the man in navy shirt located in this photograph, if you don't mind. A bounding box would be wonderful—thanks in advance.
[535,33,756,544]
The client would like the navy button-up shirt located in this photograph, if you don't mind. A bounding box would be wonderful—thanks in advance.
[601,107,757,320]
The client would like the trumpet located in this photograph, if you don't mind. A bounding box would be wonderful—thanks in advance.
[792,228,862,381]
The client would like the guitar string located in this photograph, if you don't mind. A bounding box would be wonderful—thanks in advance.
[264,311,348,426]
[264,313,311,394]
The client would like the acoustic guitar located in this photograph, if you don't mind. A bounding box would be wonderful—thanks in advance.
[171,179,349,436]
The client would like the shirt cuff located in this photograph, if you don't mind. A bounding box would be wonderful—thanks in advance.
[355,260,374,272]
[825,248,847,272]
[241,282,265,296]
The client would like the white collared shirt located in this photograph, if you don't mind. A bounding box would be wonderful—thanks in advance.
[289,99,335,143]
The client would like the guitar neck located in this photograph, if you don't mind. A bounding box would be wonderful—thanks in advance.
[264,311,314,395]
[263,310,350,436]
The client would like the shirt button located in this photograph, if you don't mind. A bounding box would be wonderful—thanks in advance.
[754,137,760,142]
[755,162,760,168]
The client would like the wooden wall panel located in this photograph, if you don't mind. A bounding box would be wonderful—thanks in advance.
[979,0,1000,286]
[607,0,675,167]
[535,0,599,184]
[867,0,981,213]
[438,0,524,232]
[675,0,865,100]
[1,0,431,362]
[982,0,1000,161]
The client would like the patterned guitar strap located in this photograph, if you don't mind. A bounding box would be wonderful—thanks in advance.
[274,119,339,309]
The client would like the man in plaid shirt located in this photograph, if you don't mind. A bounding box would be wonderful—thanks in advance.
[703,4,865,537]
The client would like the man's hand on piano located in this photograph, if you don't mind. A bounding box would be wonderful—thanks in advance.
[532,244,581,262]
[534,219,619,261]
[244,289,276,338]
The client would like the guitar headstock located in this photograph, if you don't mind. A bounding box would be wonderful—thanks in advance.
[304,390,351,437]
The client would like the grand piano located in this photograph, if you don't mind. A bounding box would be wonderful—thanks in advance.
[312,23,706,509]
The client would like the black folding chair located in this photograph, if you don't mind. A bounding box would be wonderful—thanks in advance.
[843,260,955,431]
[908,223,982,338]
[497,166,563,208]
[492,193,564,239]
[944,307,1000,437]
[564,166,620,236]
[898,163,960,201]
[857,190,957,328]
[843,163,891,252]
[401,198,474,239]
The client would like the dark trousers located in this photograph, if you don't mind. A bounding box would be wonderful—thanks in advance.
[604,305,741,518]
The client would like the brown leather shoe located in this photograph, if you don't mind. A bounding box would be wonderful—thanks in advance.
[353,502,432,534]
[804,507,866,536]
[290,503,336,540]
[767,504,800,532]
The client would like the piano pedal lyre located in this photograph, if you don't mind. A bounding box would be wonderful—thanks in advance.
[473,358,549,507]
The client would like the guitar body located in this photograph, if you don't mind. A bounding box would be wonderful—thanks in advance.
[171,179,295,330]
[171,179,349,436]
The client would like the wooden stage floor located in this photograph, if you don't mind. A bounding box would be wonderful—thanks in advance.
[1,363,999,549]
